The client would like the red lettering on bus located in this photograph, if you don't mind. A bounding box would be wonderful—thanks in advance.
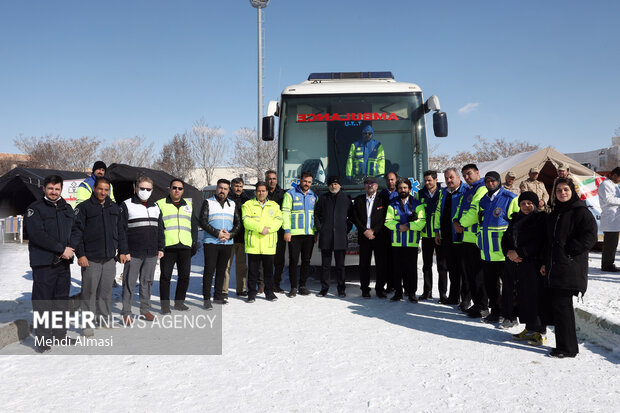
[374,113,387,120]
[297,114,306,122]
[363,113,372,120]
[317,113,330,122]
[387,113,398,120]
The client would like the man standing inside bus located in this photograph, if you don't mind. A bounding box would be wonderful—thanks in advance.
[346,125,385,183]
[282,171,318,297]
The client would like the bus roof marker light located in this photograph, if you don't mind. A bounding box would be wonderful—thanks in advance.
[307,72,394,81]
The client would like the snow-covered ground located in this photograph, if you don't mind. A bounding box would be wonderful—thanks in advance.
[0,242,619,411]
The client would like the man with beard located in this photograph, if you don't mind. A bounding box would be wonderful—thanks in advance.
[385,178,426,302]
[25,175,77,352]
[225,177,250,296]
[199,179,241,308]
[282,171,318,297]
[462,171,519,323]
[75,161,115,205]
[314,176,352,297]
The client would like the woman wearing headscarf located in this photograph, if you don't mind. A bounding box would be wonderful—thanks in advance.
[502,191,547,344]
[541,178,597,358]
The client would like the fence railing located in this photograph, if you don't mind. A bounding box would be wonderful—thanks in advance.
[1,215,23,243]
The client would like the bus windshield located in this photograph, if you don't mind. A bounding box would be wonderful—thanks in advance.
[279,92,427,189]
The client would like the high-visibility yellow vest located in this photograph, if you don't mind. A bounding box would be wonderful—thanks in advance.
[156,198,193,247]
[345,139,385,178]
[242,198,283,255]
[282,186,317,236]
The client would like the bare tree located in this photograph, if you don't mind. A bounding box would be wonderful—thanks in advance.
[189,119,226,186]
[63,136,102,172]
[232,127,277,182]
[98,136,155,168]
[154,134,195,182]
[432,136,540,169]
[428,143,452,172]
[13,134,101,171]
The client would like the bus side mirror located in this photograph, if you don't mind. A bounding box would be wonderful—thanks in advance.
[262,116,275,141]
[433,111,448,137]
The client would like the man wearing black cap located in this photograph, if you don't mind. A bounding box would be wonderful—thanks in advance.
[75,161,115,205]
[314,176,352,297]
[471,171,519,323]
[351,176,389,298]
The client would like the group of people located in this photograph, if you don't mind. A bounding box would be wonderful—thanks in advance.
[25,159,614,358]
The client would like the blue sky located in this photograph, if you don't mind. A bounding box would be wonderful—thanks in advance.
[1,0,619,157]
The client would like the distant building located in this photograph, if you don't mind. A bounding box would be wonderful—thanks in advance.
[565,137,620,172]
[0,153,31,174]
[187,167,258,189]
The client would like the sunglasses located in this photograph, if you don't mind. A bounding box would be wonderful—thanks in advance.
[172,186,184,191]
[139,187,152,192]
[364,132,373,136]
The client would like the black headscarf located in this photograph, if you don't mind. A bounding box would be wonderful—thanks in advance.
[552,177,580,211]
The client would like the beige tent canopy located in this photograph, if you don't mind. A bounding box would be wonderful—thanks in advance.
[477,146,598,190]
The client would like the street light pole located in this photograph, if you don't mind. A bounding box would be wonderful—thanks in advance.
[250,0,270,139]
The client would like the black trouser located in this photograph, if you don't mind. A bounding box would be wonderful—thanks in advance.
[359,235,387,294]
[32,262,71,341]
[602,231,619,268]
[393,246,418,297]
[462,242,487,310]
[386,241,395,291]
[203,243,233,300]
[288,235,314,289]
[549,288,578,355]
[482,260,505,317]
[445,242,469,303]
[320,249,346,293]
[421,237,448,298]
[248,254,275,297]
[273,229,286,287]
[511,260,546,333]
[499,259,516,319]
[159,248,192,303]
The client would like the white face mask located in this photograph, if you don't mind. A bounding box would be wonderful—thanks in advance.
[138,189,152,201]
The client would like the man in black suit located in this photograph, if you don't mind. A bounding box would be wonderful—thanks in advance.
[352,176,389,298]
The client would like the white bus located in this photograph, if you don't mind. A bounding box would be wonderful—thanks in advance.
[261,71,448,263]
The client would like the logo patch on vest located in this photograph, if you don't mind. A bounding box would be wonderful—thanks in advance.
[493,207,503,218]
[27,209,34,217]
[182,206,192,214]
[467,194,473,203]
[75,208,80,215]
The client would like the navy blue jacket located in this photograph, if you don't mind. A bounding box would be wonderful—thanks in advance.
[71,195,128,260]
[24,197,74,267]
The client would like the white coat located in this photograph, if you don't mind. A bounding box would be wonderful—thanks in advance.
[598,178,620,232]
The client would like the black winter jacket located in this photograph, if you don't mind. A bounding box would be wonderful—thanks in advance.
[267,185,286,207]
[314,190,352,250]
[544,199,597,294]
[71,195,128,260]
[501,210,547,264]
[24,197,74,267]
